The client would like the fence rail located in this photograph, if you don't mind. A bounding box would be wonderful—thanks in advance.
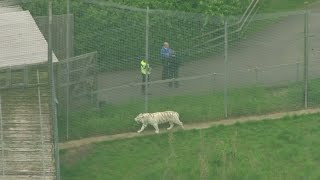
[0,63,49,90]
[192,0,260,49]
[2,0,320,179]
[52,8,320,143]
[2,0,319,140]
[36,70,46,178]
[0,96,4,178]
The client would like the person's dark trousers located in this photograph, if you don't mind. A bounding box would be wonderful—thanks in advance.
[168,60,179,88]
[161,59,169,80]
[168,63,173,88]
[141,74,150,94]
[172,64,179,88]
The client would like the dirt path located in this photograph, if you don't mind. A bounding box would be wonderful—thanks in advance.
[59,108,320,150]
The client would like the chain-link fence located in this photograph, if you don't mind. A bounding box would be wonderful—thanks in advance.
[2,0,320,179]
[15,0,320,142]
[40,1,320,143]
[3,0,319,140]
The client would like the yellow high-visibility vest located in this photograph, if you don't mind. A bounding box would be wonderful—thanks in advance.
[141,60,151,75]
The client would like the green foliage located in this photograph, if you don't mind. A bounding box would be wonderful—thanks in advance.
[17,0,250,71]
[109,0,250,16]
[16,0,315,72]
[60,113,320,179]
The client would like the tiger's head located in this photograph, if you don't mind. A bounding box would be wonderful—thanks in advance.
[134,113,145,123]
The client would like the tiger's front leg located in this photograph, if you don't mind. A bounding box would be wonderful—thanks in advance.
[137,124,147,133]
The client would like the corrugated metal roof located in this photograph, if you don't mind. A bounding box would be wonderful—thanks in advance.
[0,10,58,68]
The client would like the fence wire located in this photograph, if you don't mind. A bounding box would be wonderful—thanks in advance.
[2,0,320,178]
[11,0,319,142]
[1,0,318,138]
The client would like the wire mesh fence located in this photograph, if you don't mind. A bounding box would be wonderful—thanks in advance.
[2,0,320,179]
[14,0,317,142]
[4,0,320,145]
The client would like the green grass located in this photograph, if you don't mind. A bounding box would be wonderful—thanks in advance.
[58,79,320,141]
[60,113,320,179]
[52,0,320,141]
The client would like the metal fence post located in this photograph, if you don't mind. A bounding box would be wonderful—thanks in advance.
[66,0,71,60]
[66,60,70,140]
[255,66,259,83]
[296,61,300,82]
[66,0,71,140]
[304,9,309,109]
[211,73,217,94]
[8,66,11,88]
[144,6,150,113]
[224,19,229,118]
[24,64,28,86]
[48,1,61,179]
[36,70,46,178]
[0,96,5,178]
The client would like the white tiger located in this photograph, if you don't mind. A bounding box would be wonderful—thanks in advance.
[134,111,184,134]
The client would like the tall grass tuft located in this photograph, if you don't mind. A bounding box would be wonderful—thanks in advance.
[199,130,209,180]
[162,132,177,180]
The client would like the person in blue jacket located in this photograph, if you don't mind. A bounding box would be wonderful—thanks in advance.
[160,42,179,87]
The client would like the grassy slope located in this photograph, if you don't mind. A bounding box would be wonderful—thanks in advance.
[59,78,320,140]
[59,2,320,179]
[57,0,320,140]
[60,113,320,179]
